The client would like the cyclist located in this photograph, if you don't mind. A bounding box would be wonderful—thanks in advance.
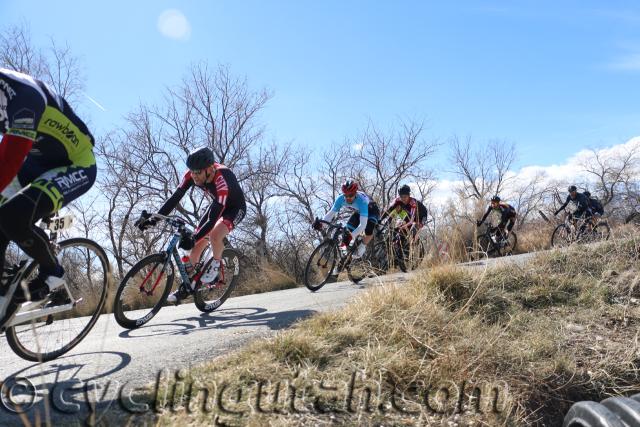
[476,196,517,241]
[583,191,604,218]
[312,179,380,258]
[136,147,246,304]
[0,68,96,306]
[554,185,592,225]
[380,184,428,237]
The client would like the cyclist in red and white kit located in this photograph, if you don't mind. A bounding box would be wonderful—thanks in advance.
[136,147,246,303]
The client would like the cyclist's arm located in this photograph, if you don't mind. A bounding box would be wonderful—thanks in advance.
[555,196,570,215]
[478,206,491,225]
[350,197,369,237]
[0,84,45,192]
[158,171,192,216]
[322,196,344,223]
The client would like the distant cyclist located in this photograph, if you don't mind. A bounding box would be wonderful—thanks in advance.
[313,179,379,259]
[555,185,592,221]
[0,68,96,304]
[381,184,428,237]
[136,147,246,304]
[583,190,604,218]
[476,195,517,239]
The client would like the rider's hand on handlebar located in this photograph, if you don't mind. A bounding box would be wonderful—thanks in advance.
[178,231,195,250]
[312,217,323,231]
[342,231,352,246]
[135,210,157,231]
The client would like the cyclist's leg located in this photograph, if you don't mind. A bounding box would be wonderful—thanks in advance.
[189,204,215,264]
[0,164,96,300]
[345,212,359,244]
[212,205,245,259]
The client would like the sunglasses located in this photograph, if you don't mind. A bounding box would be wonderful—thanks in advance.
[344,193,357,200]
[191,169,206,176]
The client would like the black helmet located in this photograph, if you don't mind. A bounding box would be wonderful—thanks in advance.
[186,147,214,170]
[568,185,577,193]
[584,190,591,197]
[491,195,501,203]
[398,184,411,196]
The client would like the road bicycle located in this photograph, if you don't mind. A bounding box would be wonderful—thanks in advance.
[0,213,111,361]
[304,219,389,291]
[551,211,610,247]
[113,212,241,329]
[471,221,517,259]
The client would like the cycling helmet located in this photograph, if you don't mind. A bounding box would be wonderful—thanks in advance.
[491,195,501,202]
[398,185,411,196]
[568,185,577,193]
[186,147,215,170]
[341,179,358,195]
[584,190,591,197]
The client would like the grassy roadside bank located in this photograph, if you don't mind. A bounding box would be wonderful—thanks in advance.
[122,236,640,426]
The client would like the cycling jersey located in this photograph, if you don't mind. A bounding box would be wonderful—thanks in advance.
[478,202,517,231]
[587,197,604,215]
[555,193,591,217]
[0,68,96,274]
[158,163,246,241]
[323,191,379,238]
[382,197,428,226]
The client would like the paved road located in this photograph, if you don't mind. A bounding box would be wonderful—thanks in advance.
[0,253,535,425]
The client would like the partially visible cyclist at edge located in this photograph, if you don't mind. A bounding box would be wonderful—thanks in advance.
[583,190,604,224]
[476,195,517,241]
[380,184,428,238]
[136,147,246,304]
[554,185,592,229]
[313,180,380,259]
[0,68,96,312]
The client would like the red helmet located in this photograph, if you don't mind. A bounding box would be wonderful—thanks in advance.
[341,179,358,196]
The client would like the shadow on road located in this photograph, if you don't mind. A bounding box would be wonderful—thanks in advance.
[1,351,132,426]
[117,306,317,338]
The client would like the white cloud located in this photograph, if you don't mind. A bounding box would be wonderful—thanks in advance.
[608,53,640,71]
[157,9,191,41]
[428,136,640,207]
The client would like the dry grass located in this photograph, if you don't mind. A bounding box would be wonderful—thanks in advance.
[117,234,640,426]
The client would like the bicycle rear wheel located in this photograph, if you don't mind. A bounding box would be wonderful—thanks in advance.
[593,222,610,241]
[113,253,174,329]
[194,248,241,313]
[304,241,338,292]
[6,238,110,362]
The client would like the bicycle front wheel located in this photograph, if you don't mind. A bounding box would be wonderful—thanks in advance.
[194,248,241,313]
[6,238,110,362]
[551,224,572,248]
[113,253,174,329]
[304,241,338,292]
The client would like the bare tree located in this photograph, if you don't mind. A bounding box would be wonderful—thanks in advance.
[0,23,85,104]
[449,135,516,201]
[580,143,640,211]
[352,118,439,208]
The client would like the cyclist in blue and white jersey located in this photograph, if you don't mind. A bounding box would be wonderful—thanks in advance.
[313,179,380,258]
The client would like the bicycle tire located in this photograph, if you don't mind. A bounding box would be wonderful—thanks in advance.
[593,222,610,241]
[6,238,110,362]
[304,241,339,292]
[194,248,241,313]
[551,224,572,247]
[113,252,174,329]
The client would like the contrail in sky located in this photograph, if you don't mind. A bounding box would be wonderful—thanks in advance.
[84,93,107,111]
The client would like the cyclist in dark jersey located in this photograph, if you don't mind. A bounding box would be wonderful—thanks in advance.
[476,195,517,236]
[0,68,96,304]
[555,185,592,219]
[380,184,429,230]
[136,147,246,303]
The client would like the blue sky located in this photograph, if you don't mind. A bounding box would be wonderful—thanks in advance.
[3,0,640,170]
